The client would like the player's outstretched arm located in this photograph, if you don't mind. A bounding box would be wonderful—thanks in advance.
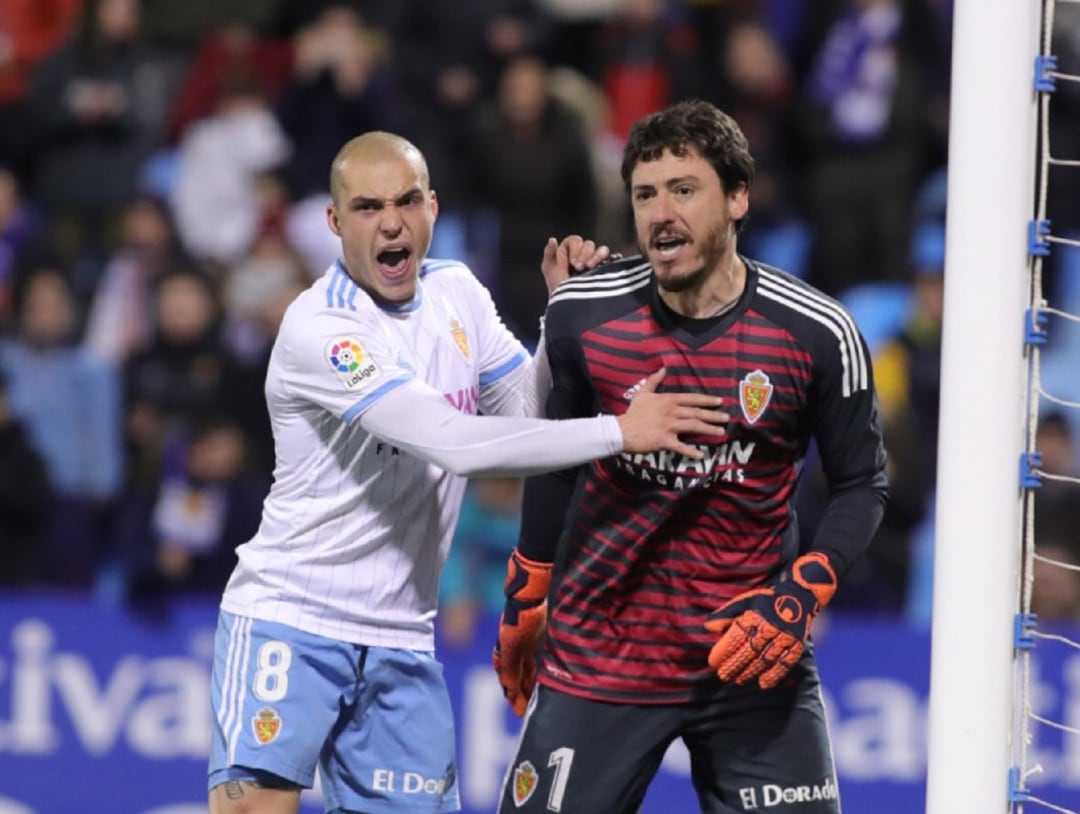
[357,374,728,477]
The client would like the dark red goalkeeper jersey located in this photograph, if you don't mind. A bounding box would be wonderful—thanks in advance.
[524,255,888,704]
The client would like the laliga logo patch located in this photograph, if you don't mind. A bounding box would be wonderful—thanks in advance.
[739,369,773,424]
[252,707,282,745]
[512,760,538,807]
[326,336,380,390]
[449,316,470,360]
[328,337,363,373]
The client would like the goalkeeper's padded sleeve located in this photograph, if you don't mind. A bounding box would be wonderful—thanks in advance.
[704,552,838,690]
[492,549,552,716]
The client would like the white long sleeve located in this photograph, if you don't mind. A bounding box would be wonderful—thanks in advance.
[357,377,620,477]
[478,324,553,418]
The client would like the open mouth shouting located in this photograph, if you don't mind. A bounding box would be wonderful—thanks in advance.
[651,233,689,262]
[375,244,413,280]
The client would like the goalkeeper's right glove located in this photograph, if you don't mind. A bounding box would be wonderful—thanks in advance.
[492,549,552,716]
[704,552,838,690]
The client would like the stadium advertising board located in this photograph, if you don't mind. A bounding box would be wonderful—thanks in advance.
[0,597,1076,813]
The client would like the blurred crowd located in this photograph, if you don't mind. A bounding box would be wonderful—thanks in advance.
[1,0,1079,630]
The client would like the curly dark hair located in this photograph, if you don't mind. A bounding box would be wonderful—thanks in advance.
[620,100,755,199]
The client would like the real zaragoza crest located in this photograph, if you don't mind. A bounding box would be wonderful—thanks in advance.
[739,369,774,424]
[512,760,538,807]
[252,707,282,745]
[450,316,470,360]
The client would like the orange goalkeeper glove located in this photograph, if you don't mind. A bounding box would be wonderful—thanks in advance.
[704,552,838,690]
[492,549,552,716]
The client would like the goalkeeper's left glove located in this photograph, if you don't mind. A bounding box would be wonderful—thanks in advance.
[492,549,552,716]
[704,552,838,690]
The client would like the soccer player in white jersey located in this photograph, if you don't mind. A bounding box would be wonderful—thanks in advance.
[207,131,730,814]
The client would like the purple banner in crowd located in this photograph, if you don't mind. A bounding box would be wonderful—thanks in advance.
[0,595,1077,813]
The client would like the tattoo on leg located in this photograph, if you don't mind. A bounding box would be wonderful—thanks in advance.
[222,778,268,800]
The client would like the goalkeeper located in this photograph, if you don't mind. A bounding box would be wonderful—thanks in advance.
[493,100,888,814]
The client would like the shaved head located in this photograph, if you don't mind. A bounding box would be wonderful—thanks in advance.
[330,131,431,205]
[325,130,438,305]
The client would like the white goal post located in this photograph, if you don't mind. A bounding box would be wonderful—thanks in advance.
[925,1,1041,812]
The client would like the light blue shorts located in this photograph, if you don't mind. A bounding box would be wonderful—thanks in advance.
[208,611,460,813]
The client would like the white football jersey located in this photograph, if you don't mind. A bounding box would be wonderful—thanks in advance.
[220,258,533,649]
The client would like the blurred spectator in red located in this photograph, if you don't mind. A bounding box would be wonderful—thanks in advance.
[590,0,702,146]
[468,53,598,344]
[0,260,123,589]
[0,366,52,587]
[568,0,702,248]
[27,0,185,261]
[165,19,293,144]
[0,0,82,185]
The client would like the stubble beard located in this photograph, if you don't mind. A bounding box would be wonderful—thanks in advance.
[645,221,731,295]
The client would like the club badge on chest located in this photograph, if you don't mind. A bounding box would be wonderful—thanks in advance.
[449,316,470,360]
[739,369,773,424]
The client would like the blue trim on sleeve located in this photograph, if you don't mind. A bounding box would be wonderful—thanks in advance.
[325,267,339,308]
[328,263,357,311]
[479,351,527,387]
[342,374,413,423]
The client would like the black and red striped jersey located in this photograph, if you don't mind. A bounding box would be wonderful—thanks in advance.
[526,254,888,704]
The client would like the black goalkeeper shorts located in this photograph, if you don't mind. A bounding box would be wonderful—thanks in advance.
[497,655,839,814]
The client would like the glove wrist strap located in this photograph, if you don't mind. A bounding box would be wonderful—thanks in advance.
[504,549,553,608]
